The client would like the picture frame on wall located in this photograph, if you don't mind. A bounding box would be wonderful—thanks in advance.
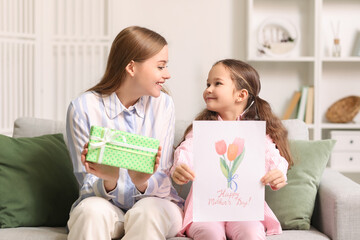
[257,17,299,57]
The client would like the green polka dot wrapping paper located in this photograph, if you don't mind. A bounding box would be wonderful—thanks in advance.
[86,126,160,174]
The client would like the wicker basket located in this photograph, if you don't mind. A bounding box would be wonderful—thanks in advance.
[326,96,360,123]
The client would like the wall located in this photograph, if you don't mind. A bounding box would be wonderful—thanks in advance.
[0,0,247,134]
[111,0,247,122]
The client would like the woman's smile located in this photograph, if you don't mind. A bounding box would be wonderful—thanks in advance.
[156,81,164,89]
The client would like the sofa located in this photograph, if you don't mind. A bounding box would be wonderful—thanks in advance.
[0,117,360,240]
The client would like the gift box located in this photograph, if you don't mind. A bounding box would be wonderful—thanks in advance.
[86,126,159,174]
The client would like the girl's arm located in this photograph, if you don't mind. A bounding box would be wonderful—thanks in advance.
[170,130,195,185]
[261,135,289,190]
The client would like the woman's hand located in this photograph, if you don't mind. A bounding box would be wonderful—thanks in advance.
[171,164,195,185]
[81,143,119,192]
[127,146,162,193]
[261,169,287,190]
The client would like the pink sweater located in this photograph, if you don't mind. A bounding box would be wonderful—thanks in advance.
[170,129,288,236]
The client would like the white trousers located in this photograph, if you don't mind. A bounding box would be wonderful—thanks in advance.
[67,196,183,240]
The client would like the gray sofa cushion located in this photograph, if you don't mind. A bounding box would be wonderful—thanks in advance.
[0,226,330,240]
[13,117,66,141]
[0,227,67,240]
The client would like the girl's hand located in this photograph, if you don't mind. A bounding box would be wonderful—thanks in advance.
[261,169,287,190]
[172,164,195,185]
[81,142,120,192]
[127,146,162,193]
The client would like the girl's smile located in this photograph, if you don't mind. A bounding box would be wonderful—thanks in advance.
[204,96,217,102]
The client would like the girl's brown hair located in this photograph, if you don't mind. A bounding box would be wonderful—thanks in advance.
[180,59,293,168]
[88,26,168,95]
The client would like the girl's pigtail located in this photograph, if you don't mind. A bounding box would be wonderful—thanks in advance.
[255,96,293,168]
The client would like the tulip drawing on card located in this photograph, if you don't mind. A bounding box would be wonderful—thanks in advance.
[215,138,245,192]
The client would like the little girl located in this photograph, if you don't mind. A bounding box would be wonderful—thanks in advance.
[171,59,293,240]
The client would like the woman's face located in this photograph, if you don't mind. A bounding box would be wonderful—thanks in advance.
[132,45,170,98]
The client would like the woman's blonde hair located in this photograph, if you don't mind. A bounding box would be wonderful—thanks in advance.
[88,26,167,95]
[180,59,293,168]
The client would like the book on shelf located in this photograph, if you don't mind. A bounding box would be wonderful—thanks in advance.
[297,86,309,121]
[282,91,301,120]
[352,31,360,56]
[305,86,314,124]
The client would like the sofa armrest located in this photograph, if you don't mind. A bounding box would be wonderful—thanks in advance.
[312,168,360,240]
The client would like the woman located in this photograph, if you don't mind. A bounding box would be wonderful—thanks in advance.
[66,26,183,240]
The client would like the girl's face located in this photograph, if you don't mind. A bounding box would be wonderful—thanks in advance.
[132,45,170,98]
[203,63,242,116]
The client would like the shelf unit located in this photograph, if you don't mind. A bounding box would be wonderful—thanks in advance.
[246,0,360,140]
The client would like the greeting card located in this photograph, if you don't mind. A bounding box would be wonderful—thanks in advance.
[193,121,266,222]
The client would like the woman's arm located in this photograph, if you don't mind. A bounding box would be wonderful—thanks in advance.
[127,146,161,193]
[132,95,180,198]
[80,143,120,192]
[66,100,118,202]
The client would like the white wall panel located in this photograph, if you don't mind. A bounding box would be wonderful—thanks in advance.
[52,43,109,120]
[0,0,35,135]
[0,0,111,134]
[51,0,110,120]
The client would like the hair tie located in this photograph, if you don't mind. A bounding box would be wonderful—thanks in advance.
[240,100,254,119]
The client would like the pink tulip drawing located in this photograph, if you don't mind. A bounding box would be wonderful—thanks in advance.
[232,138,244,157]
[215,138,245,192]
[215,140,227,155]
